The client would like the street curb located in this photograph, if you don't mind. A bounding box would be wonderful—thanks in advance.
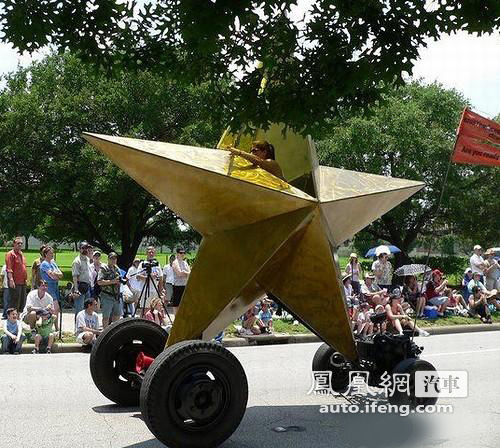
[15,323,500,353]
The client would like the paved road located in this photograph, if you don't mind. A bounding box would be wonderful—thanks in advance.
[2,332,499,448]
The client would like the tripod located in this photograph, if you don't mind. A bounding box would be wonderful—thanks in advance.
[131,265,172,324]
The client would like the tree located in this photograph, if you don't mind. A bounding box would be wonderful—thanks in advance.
[0,53,224,266]
[1,1,498,134]
[316,82,499,265]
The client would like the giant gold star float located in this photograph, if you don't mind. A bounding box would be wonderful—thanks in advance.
[83,125,424,361]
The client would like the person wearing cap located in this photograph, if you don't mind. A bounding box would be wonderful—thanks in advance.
[345,253,363,295]
[424,269,449,316]
[171,246,191,313]
[467,271,498,309]
[342,272,357,306]
[97,252,122,328]
[71,241,92,316]
[371,251,393,292]
[32,308,57,354]
[467,271,487,295]
[361,272,388,306]
[470,245,486,279]
[89,250,102,299]
[484,249,500,291]
[21,279,54,329]
[39,246,63,332]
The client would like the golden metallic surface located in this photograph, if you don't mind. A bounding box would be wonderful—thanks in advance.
[83,129,424,360]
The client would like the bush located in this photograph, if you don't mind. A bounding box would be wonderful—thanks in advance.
[412,255,467,281]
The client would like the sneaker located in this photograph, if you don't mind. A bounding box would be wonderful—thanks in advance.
[46,347,52,354]
[419,329,430,337]
[32,348,39,354]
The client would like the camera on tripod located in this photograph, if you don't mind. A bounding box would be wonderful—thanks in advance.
[141,258,159,273]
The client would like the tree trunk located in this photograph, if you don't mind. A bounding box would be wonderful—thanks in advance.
[24,234,30,251]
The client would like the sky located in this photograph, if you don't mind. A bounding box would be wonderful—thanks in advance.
[0,27,498,119]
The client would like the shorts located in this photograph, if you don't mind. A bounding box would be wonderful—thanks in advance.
[172,285,185,307]
[76,332,96,345]
[100,295,122,318]
[428,296,448,306]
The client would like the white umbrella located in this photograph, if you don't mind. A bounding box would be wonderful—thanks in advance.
[375,245,391,257]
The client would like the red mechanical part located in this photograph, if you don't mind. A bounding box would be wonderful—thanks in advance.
[135,351,155,374]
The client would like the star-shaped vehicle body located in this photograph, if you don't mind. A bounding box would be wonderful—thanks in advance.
[84,126,435,448]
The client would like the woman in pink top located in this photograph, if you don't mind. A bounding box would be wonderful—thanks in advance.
[144,298,166,326]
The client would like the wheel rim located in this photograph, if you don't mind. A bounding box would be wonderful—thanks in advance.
[114,341,158,382]
[168,365,230,431]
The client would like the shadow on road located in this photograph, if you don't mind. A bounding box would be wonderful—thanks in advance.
[117,399,443,448]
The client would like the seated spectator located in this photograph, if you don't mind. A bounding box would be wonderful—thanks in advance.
[21,280,54,329]
[75,298,101,346]
[1,308,25,354]
[462,268,474,303]
[469,286,492,324]
[402,275,426,317]
[443,288,469,316]
[342,273,359,306]
[393,287,412,313]
[424,269,449,316]
[372,304,387,334]
[385,294,429,337]
[361,272,388,306]
[467,271,487,294]
[258,300,273,333]
[144,298,167,326]
[356,302,373,337]
[32,309,56,354]
[240,308,264,335]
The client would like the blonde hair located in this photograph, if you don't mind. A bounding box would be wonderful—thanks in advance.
[150,298,162,310]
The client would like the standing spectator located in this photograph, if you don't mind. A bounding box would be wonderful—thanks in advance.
[21,280,54,329]
[171,246,191,313]
[32,309,56,354]
[470,244,486,279]
[424,269,449,316]
[1,308,25,354]
[137,246,163,309]
[40,246,63,332]
[402,275,426,317]
[361,273,388,306]
[163,254,175,305]
[346,253,363,295]
[97,252,122,328]
[126,258,143,310]
[75,298,101,346]
[1,264,10,319]
[5,236,28,313]
[31,244,47,290]
[484,249,500,291]
[372,251,393,291]
[89,250,102,299]
[71,241,92,317]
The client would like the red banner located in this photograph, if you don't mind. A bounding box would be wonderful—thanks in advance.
[451,108,500,166]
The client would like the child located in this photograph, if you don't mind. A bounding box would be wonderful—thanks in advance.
[240,308,261,335]
[356,302,374,337]
[33,309,56,354]
[258,300,273,333]
[372,304,387,333]
[1,308,25,354]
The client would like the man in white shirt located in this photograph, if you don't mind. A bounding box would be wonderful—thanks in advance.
[126,258,144,309]
[21,280,54,328]
[470,244,486,277]
[137,246,163,309]
[75,298,101,346]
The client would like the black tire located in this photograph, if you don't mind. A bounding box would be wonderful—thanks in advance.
[388,358,438,408]
[312,342,350,392]
[140,340,248,448]
[90,318,168,406]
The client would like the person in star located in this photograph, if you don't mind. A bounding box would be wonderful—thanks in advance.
[228,140,284,180]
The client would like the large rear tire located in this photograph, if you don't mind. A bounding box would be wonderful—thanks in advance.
[140,340,248,448]
[89,318,168,406]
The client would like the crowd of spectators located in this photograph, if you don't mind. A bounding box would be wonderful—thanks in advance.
[1,238,498,353]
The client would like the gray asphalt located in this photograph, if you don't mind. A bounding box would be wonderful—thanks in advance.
[1,332,499,448]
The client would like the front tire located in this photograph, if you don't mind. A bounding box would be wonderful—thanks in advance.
[140,340,248,448]
[312,342,350,392]
[89,318,168,406]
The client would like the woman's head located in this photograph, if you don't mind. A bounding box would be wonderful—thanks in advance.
[42,245,54,260]
[250,140,275,160]
[150,298,162,311]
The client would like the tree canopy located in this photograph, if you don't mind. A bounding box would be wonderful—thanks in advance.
[316,82,499,262]
[0,53,225,266]
[1,1,499,133]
